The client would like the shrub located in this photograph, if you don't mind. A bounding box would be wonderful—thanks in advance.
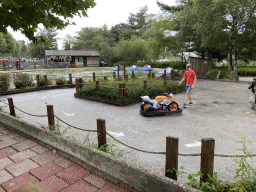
[206,67,230,79]
[13,73,33,89]
[37,74,53,86]
[0,73,10,91]
[111,61,186,70]
[77,78,185,103]
[55,77,67,85]
[237,67,256,76]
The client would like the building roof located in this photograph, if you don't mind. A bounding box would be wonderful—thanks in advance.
[45,50,100,56]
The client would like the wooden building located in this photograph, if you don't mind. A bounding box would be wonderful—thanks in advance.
[45,50,100,68]
[188,57,212,76]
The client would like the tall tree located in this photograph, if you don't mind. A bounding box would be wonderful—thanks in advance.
[18,40,28,57]
[63,34,75,50]
[2,33,15,56]
[157,0,256,73]
[0,0,96,42]
[0,33,7,55]
[29,28,58,58]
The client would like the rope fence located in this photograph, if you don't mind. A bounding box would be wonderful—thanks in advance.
[1,83,255,181]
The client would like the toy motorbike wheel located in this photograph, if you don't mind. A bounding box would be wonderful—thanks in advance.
[141,103,152,111]
[167,102,179,111]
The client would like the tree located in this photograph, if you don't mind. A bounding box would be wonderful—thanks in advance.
[29,28,58,58]
[157,0,256,73]
[127,6,151,38]
[0,0,96,42]
[2,33,15,56]
[114,37,148,62]
[0,33,7,55]
[18,40,28,57]
[63,34,75,50]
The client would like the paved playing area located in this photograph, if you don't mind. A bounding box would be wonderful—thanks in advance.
[0,79,255,184]
[0,125,129,192]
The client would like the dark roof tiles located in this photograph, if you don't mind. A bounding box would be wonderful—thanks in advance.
[45,50,99,56]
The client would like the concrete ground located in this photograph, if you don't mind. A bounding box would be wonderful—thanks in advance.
[0,79,255,185]
[0,124,129,192]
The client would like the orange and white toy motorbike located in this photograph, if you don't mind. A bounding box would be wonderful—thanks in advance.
[140,93,182,116]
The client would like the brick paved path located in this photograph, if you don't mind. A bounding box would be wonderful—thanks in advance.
[0,124,129,192]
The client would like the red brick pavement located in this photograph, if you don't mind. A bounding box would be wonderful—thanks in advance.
[0,125,130,192]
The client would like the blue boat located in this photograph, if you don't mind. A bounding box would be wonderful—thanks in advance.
[140,65,153,71]
[128,65,141,71]
[155,67,173,77]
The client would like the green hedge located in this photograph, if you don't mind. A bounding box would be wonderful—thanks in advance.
[205,67,230,79]
[110,61,186,70]
[76,79,185,103]
[237,67,256,76]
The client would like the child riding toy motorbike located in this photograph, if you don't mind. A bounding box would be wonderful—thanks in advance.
[140,93,182,116]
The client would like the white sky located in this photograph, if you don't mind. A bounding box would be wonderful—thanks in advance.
[8,0,176,49]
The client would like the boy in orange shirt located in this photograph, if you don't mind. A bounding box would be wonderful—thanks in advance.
[178,64,197,108]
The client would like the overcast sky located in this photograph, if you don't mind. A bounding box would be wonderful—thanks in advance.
[8,0,176,49]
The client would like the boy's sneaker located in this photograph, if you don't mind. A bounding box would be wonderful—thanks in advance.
[183,103,187,108]
[188,101,193,105]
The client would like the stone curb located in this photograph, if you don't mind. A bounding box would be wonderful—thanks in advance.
[0,111,199,192]
[0,84,76,96]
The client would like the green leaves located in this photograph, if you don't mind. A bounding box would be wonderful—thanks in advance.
[0,0,96,41]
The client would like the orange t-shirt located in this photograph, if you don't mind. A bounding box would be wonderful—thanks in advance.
[184,70,197,86]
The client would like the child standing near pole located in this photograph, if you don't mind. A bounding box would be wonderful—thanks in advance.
[178,64,197,108]
[248,77,256,103]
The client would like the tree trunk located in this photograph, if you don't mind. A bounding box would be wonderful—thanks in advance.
[228,49,233,72]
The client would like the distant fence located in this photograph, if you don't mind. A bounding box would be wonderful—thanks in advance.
[0,61,69,70]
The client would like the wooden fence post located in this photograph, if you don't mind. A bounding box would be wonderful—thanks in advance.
[36,75,40,87]
[171,70,175,79]
[79,78,83,89]
[1,77,7,91]
[69,73,72,84]
[144,80,147,90]
[123,83,127,96]
[44,75,47,86]
[97,118,106,148]
[152,73,155,79]
[164,77,167,89]
[200,138,215,183]
[164,69,166,77]
[93,72,96,82]
[149,70,151,79]
[165,136,179,181]
[104,76,107,81]
[124,74,128,81]
[75,79,79,92]
[119,83,123,99]
[8,98,16,117]
[96,80,99,95]
[216,71,221,80]
[113,72,116,80]
[47,105,55,130]
[132,71,135,79]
